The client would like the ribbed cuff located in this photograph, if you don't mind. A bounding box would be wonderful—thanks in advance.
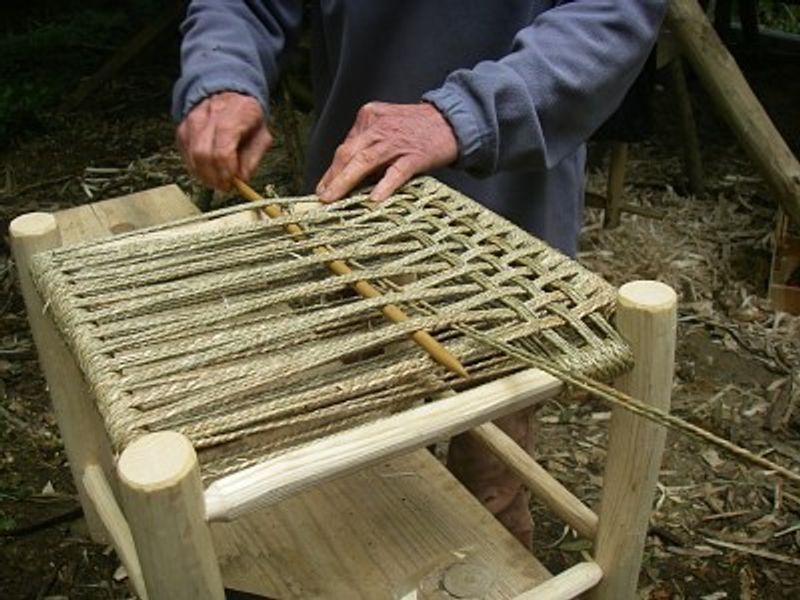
[171,69,269,122]
[422,82,491,173]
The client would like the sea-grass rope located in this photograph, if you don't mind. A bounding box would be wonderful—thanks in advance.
[32,177,789,485]
[458,324,800,485]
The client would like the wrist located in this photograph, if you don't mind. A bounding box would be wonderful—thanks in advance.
[421,101,458,166]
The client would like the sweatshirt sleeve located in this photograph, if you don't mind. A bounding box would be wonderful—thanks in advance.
[422,1,667,175]
[171,0,302,121]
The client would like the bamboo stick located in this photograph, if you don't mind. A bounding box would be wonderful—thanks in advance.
[231,176,469,379]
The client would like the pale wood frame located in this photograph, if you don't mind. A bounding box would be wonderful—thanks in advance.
[11,190,676,600]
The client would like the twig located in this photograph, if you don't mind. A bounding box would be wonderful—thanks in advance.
[773,522,800,538]
[0,404,29,431]
[701,509,754,522]
[0,175,75,200]
[1,506,83,538]
[704,537,800,566]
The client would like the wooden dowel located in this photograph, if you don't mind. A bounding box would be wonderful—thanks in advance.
[513,562,603,600]
[469,422,598,540]
[205,368,563,522]
[231,176,469,379]
[82,465,148,600]
[667,0,800,225]
[9,212,117,543]
[589,281,677,600]
[118,431,225,600]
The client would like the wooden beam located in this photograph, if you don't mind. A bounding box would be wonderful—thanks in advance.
[667,0,800,225]
[589,281,677,600]
[205,368,563,522]
[118,431,225,600]
[514,562,603,600]
[470,422,598,541]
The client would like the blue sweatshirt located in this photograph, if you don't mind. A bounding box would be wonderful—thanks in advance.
[173,1,666,255]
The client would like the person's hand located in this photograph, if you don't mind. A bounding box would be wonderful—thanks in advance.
[317,101,458,202]
[176,92,273,191]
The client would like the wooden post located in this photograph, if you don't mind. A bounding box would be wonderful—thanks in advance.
[666,57,704,195]
[667,0,800,226]
[589,281,677,600]
[118,431,224,600]
[604,142,628,228]
[9,213,116,542]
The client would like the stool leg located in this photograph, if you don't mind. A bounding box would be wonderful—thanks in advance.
[589,281,677,600]
[10,213,116,543]
[603,142,628,228]
[118,431,225,600]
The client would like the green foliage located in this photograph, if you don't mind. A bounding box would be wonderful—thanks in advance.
[0,511,17,533]
[0,9,131,144]
[759,1,800,33]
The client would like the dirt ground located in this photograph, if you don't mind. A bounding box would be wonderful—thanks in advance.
[1,48,799,599]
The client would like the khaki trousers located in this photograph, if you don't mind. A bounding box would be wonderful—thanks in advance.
[447,409,533,548]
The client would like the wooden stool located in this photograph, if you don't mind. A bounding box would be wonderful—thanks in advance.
[11,185,676,599]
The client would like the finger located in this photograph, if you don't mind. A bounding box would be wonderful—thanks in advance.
[370,157,417,202]
[209,96,266,183]
[319,142,392,202]
[177,102,211,176]
[210,125,243,190]
[176,123,195,174]
[316,103,382,195]
[317,127,378,196]
[189,112,223,189]
[238,126,273,182]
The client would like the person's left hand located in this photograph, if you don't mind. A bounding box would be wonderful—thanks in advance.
[316,101,458,202]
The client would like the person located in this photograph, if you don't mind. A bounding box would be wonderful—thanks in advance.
[173,1,667,548]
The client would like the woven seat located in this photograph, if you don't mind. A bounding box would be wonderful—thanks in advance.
[30,177,631,480]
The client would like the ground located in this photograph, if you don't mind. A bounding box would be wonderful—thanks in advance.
[0,45,799,600]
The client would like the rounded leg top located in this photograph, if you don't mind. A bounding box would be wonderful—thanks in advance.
[118,431,197,492]
[618,280,677,312]
[10,212,58,240]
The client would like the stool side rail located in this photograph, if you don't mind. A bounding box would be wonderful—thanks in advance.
[204,367,563,522]
[513,561,604,600]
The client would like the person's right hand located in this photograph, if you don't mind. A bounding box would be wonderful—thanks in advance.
[176,91,273,191]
